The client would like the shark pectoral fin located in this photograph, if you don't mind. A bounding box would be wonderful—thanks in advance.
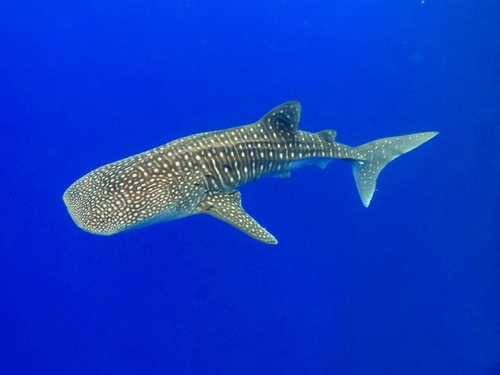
[195,191,278,245]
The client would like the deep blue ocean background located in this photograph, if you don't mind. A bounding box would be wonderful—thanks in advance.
[1,1,499,374]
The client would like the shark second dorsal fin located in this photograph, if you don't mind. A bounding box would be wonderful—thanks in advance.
[317,129,336,143]
[195,191,277,244]
[259,101,301,133]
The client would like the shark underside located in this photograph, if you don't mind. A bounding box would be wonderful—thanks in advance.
[63,101,437,244]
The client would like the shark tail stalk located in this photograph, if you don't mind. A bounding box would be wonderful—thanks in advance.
[349,132,438,207]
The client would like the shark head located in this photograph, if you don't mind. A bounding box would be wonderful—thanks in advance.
[63,155,206,235]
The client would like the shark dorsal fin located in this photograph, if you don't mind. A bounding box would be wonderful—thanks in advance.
[317,129,336,143]
[195,190,277,244]
[259,101,301,133]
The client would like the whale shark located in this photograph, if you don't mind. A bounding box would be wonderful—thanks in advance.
[63,101,437,244]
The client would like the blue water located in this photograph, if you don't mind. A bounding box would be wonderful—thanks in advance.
[1,1,499,374]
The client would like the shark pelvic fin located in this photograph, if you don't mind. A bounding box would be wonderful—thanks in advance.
[351,132,438,207]
[196,190,278,245]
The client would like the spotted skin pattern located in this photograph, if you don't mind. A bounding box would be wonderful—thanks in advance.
[63,101,437,244]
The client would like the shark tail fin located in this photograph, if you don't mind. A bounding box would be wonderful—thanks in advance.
[351,132,438,207]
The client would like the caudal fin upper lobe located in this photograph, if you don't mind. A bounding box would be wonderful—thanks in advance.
[351,132,438,207]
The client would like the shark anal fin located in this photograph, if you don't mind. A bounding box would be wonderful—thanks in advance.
[196,191,278,245]
[274,171,291,178]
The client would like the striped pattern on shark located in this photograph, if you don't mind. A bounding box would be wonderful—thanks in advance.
[63,101,437,244]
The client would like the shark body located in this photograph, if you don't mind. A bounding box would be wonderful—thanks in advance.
[63,101,437,244]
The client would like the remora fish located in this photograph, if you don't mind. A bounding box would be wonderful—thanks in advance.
[63,101,437,244]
